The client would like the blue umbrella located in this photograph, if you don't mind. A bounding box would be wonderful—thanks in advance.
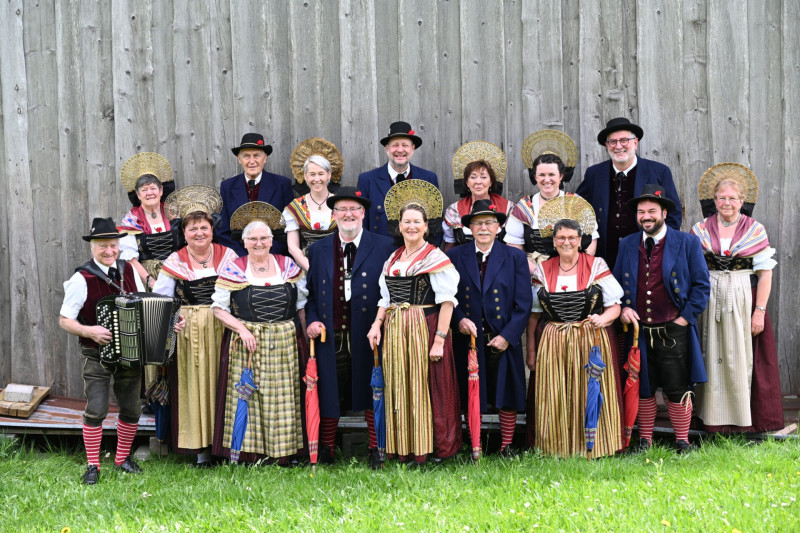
[371,345,386,463]
[230,367,258,464]
[584,328,606,459]
[144,369,170,442]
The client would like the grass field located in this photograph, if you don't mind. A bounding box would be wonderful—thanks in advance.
[1,434,798,532]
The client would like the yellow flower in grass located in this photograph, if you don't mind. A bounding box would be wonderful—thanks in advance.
[660,519,671,527]
[61,528,71,533]
[732,529,742,533]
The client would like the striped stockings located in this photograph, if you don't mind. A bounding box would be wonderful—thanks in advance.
[115,421,138,466]
[83,424,102,467]
[320,417,338,458]
[637,396,658,443]
[498,409,517,450]
[667,400,692,442]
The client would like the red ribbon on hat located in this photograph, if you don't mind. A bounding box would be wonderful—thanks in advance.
[257,139,264,145]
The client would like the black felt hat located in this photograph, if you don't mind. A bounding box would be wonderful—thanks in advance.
[626,184,676,212]
[596,117,644,145]
[460,199,507,227]
[380,121,422,148]
[82,217,128,242]
[326,185,371,210]
[231,133,273,156]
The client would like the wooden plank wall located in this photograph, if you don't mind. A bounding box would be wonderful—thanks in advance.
[1,0,798,397]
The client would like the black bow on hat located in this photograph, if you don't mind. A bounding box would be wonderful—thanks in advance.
[231,133,273,156]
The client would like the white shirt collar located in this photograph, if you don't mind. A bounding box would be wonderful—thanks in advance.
[387,163,409,183]
[244,173,262,186]
[340,229,363,250]
[474,241,494,261]
[642,223,668,244]
[613,155,638,176]
[93,258,112,274]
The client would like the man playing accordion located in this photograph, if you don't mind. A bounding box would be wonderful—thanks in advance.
[59,217,185,485]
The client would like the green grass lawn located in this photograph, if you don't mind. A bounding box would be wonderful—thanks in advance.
[1,435,798,532]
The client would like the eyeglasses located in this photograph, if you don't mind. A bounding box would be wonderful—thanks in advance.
[470,221,498,228]
[245,236,272,243]
[605,137,636,148]
[555,236,579,244]
[333,207,364,213]
[715,196,742,203]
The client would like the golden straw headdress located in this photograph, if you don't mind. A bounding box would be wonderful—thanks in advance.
[384,180,443,221]
[537,195,597,238]
[521,129,578,169]
[120,152,174,193]
[229,201,285,231]
[452,141,507,184]
[290,137,343,185]
[698,163,759,204]
[163,185,223,219]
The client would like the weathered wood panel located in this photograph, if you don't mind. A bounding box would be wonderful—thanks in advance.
[1,0,799,397]
[778,0,800,394]
[0,0,48,386]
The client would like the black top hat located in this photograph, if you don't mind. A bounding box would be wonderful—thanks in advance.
[326,185,371,210]
[380,121,422,148]
[596,117,644,145]
[460,199,508,227]
[626,184,676,212]
[82,217,128,242]
[231,133,273,156]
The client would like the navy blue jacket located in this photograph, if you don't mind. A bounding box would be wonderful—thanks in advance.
[446,241,532,412]
[356,164,438,237]
[576,157,682,260]
[613,227,710,397]
[218,170,294,256]
[304,230,395,417]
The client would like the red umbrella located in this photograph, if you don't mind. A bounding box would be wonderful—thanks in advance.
[467,334,481,460]
[304,327,325,472]
[622,322,641,448]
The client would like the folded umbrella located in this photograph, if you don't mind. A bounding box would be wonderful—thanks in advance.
[467,334,481,460]
[584,327,606,460]
[304,328,324,472]
[230,335,258,464]
[622,321,641,448]
[144,366,170,442]
[371,344,386,463]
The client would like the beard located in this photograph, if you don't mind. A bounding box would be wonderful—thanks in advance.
[638,217,665,236]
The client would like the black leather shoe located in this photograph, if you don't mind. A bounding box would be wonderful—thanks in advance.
[368,448,384,470]
[499,445,519,459]
[676,440,696,454]
[82,464,99,485]
[114,456,142,474]
[629,438,653,454]
[317,444,334,465]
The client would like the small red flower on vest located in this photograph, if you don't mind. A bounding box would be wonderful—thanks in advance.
[313,222,321,230]
[264,282,271,286]
[392,269,400,276]
[561,285,568,291]
[724,250,731,256]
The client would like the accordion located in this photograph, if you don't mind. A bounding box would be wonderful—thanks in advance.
[96,292,181,368]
